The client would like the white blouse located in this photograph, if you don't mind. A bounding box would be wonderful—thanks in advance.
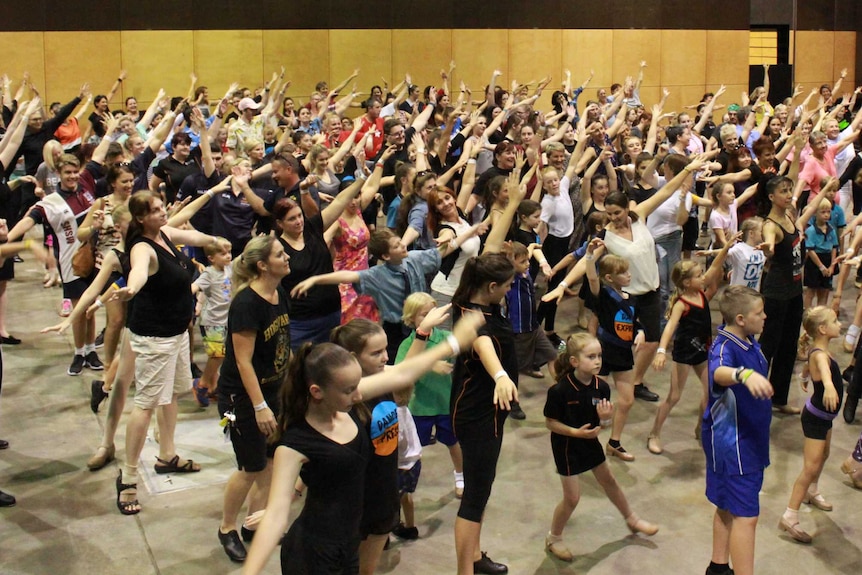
[603,219,660,295]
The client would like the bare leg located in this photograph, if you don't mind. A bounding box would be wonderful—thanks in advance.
[650,362,691,438]
[448,443,464,473]
[550,475,580,536]
[156,396,179,462]
[632,341,658,387]
[358,533,389,575]
[729,515,758,575]
[247,461,274,519]
[120,406,154,509]
[401,493,415,527]
[455,516,482,575]
[221,469,259,533]
[103,299,126,364]
[592,462,633,519]
[0,281,8,337]
[787,436,828,512]
[201,357,223,394]
[803,288,814,310]
[610,371,634,443]
[71,298,87,349]
[711,508,732,565]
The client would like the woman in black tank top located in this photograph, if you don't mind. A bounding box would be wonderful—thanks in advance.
[111,190,223,515]
[756,164,825,414]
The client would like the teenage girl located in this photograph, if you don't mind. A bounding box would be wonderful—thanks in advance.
[648,234,740,454]
[778,306,843,544]
[584,239,643,462]
[544,332,658,561]
[240,314,482,575]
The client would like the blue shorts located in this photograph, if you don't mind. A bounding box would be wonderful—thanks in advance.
[398,460,422,495]
[413,414,458,447]
[705,468,764,518]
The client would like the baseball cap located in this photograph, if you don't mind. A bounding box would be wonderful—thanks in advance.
[238,97,261,112]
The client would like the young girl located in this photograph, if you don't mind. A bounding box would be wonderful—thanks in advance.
[708,183,739,250]
[584,239,644,461]
[726,217,766,290]
[510,199,552,289]
[803,197,839,308]
[537,166,576,348]
[779,306,844,543]
[648,234,740,454]
[543,333,658,561]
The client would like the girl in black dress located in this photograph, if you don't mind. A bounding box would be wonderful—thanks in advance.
[648,234,739,454]
[544,333,658,562]
[240,313,483,575]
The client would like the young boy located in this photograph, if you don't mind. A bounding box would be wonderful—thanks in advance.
[291,227,479,362]
[505,241,558,419]
[703,285,774,575]
[392,387,422,540]
[191,237,233,406]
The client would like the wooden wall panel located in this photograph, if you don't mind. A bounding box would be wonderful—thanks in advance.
[834,31,856,92]
[44,32,122,108]
[562,30,613,94]
[194,30,264,94]
[120,31,194,106]
[391,30,453,93]
[509,29,561,111]
[612,30,662,88]
[263,30,329,106]
[0,33,46,101]
[795,31,835,85]
[329,30,391,108]
[660,30,706,89]
[705,31,749,88]
[452,30,509,99]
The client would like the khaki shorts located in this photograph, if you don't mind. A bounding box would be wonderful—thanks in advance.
[128,331,192,409]
[200,325,226,359]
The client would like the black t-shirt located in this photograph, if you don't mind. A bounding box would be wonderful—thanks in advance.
[450,301,518,441]
[544,372,611,436]
[474,165,512,202]
[211,187,271,251]
[360,394,400,534]
[279,213,341,321]
[584,285,639,349]
[218,285,291,396]
[89,111,107,138]
[177,170,222,235]
[153,155,202,204]
[279,411,369,542]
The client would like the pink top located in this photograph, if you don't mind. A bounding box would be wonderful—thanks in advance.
[799,145,839,202]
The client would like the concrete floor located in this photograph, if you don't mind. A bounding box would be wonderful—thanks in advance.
[1,254,861,575]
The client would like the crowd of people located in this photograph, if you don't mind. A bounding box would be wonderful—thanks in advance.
[1,59,862,575]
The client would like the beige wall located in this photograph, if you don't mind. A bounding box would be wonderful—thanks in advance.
[0,29,853,115]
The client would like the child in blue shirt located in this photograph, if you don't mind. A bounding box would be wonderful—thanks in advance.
[803,197,839,308]
[702,285,774,575]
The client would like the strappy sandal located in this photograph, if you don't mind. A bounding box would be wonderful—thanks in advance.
[116,471,141,515]
[154,454,201,474]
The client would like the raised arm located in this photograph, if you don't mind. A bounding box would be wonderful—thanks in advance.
[0,98,40,169]
[321,173,365,230]
[634,156,705,219]
[693,85,727,135]
[483,171,525,255]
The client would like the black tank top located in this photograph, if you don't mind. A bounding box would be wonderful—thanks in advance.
[673,291,712,353]
[126,232,194,337]
[761,218,803,300]
[808,351,844,415]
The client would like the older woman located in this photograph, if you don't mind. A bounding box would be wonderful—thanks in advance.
[112,190,222,515]
[793,129,859,208]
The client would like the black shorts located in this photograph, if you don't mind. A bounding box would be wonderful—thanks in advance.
[598,340,633,374]
[630,289,661,342]
[63,276,94,300]
[398,460,422,495]
[672,337,710,365]
[218,386,280,473]
[682,215,699,251]
[0,256,13,281]
[803,254,834,290]
[801,406,834,440]
[100,271,123,295]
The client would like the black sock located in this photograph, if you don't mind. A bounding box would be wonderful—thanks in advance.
[608,439,621,448]
[708,561,730,574]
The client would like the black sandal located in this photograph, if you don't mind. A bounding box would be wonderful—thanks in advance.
[154,454,201,474]
[116,472,140,515]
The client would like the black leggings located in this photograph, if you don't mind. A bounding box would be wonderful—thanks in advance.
[457,434,503,523]
[537,233,572,333]
[759,294,803,406]
[849,335,862,402]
